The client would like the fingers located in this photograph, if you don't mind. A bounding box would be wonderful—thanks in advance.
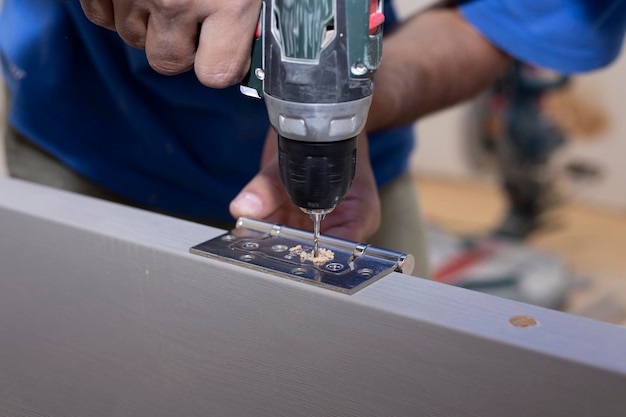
[195,3,260,87]
[230,127,286,219]
[323,200,380,243]
[145,9,197,75]
[79,0,116,30]
[113,1,148,49]
[79,0,261,86]
[229,157,289,221]
[116,0,200,75]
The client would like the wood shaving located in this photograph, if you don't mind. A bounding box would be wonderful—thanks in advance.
[289,245,335,265]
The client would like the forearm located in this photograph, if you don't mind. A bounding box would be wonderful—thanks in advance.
[366,7,510,132]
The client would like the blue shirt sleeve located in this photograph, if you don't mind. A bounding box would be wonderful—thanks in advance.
[460,0,626,73]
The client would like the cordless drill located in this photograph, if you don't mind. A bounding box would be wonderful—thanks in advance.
[242,0,384,254]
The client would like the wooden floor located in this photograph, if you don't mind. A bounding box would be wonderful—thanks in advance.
[417,175,626,326]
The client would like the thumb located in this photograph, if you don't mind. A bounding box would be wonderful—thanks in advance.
[229,157,288,220]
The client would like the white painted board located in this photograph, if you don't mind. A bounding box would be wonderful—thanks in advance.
[0,177,625,416]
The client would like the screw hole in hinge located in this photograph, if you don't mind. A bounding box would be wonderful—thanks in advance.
[240,254,256,262]
[272,244,288,253]
[358,268,374,278]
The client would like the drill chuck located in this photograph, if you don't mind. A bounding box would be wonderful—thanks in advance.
[278,135,357,211]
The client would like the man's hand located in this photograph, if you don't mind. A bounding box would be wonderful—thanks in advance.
[229,130,381,243]
[77,0,262,88]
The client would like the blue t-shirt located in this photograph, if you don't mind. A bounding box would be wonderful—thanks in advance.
[2,0,625,222]
[461,0,626,73]
[0,0,414,222]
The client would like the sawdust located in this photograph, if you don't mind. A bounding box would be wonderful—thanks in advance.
[289,245,335,265]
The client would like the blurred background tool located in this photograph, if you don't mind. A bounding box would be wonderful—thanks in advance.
[428,61,573,310]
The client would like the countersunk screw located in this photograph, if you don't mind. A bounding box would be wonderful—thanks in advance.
[241,242,259,250]
[326,263,344,272]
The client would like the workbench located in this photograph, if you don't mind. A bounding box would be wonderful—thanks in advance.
[1,176,625,416]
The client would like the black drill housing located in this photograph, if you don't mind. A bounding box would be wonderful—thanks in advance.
[263,0,374,212]
[278,136,357,210]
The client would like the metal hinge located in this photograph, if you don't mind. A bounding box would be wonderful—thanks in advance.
[190,217,415,294]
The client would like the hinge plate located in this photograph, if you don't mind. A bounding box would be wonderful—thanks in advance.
[190,217,415,294]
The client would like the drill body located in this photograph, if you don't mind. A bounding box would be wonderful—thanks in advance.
[242,0,384,239]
